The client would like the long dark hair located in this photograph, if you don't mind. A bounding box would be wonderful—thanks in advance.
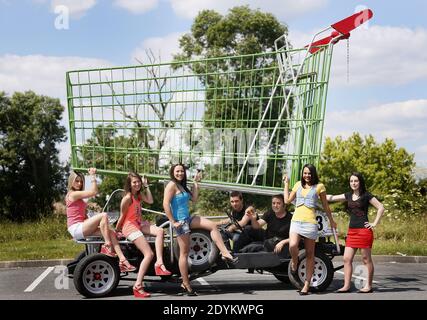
[169,163,192,195]
[301,164,319,186]
[124,171,142,196]
[349,172,367,196]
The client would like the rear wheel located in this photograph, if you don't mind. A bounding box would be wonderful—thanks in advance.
[288,249,334,292]
[73,254,120,298]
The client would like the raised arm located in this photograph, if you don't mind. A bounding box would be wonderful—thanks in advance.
[191,171,202,203]
[140,175,154,205]
[68,167,98,201]
[245,206,265,230]
[366,197,385,229]
[283,175,296,205]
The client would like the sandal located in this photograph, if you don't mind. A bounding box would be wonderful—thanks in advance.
[100,244,117,257]
[220,253,239,264]
[178,283,197,296]
[154,263,172,276]
[133,283,151,298]
[119,259,136,272]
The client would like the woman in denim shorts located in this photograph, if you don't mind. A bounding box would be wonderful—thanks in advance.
[283,164,337,295]
[163,164,237,296]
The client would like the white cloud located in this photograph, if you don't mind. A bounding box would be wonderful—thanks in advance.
[131,32,184,64]
[324,99,427,162]
[170,0,328,20]
[289,25,427,87]
[113,0,159,14]
[415,146,427,166]
[0,54,110,100]
[49,0,97,18]
[0,54,112,162]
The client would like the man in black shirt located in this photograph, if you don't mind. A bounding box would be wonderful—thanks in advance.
[215,191,253,242]
[233,194,291,255]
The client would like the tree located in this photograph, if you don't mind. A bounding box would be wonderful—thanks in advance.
[172,6,290,208]
[319,133,416,197]
[0,91,67,221]
[173,6,288,135]
[174,6,287,60]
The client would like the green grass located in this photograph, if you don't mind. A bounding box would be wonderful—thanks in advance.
[0,212,426,261]
[0,215,84,261]
[1,240,83,261]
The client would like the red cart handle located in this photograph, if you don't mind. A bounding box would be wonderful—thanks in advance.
[307,9,373,54]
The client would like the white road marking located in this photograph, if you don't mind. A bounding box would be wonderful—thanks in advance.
[24,267,55,292]
[196,277,209,285]
[336,270,379,284]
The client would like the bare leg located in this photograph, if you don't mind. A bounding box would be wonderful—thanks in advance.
[301,239,315,293]
[177,234,191,289]
[109,229,128,262]
[133,235,154,289]
[360,248,374,291]
[82,212,111,244]
[190,216,233,259]
[289,232,301,272]
[338,247,356,291]
[142,225,168,269]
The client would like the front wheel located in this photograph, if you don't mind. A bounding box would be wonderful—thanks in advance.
[173,229,219,272]
[73,254,120,298]
[273,274,291,284]
[288,249,334,292]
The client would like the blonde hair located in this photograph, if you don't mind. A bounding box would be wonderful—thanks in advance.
[67,171,85,192]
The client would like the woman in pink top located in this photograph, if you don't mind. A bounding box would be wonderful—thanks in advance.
[116,172,171,298]
[66,167,135,272]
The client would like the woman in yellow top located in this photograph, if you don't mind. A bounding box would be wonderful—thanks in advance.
[283,164,337,295]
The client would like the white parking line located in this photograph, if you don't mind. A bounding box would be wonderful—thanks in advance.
[336,271,379,284]
[24,267,55,292]
[196,277,210,286]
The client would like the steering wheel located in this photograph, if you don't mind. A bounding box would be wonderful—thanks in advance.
[225,210,244,233]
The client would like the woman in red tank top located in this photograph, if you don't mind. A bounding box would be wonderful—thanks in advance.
[116,172,171,298]
[66,168,135,271]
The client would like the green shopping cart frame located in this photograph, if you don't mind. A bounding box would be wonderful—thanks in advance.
[66,9,373,195]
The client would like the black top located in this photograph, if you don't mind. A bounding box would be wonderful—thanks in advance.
[232,205,247,221]
[262,210,292,240]
[232,205,257,226]
[344,192,374,228]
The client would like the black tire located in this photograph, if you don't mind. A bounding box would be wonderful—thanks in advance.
[173,229,219,272]
[288,249,334,292]
[73,253,120,298]
[67,250,88,277]
[273,274,291,284]
[75,250,87,261]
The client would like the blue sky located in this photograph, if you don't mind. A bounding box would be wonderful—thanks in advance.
[1,0,426,177]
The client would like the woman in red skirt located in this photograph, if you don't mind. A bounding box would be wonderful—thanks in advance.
[327,172,384,293]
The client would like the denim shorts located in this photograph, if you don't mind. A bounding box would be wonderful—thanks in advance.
[290,220,318,240]
[174,216,194,237]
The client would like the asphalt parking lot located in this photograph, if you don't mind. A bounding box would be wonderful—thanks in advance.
[1,260,426,301]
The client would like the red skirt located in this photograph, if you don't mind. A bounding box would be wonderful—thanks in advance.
[345,228,374,248]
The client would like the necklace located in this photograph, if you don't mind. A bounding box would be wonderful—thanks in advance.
[352,194,360,201]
